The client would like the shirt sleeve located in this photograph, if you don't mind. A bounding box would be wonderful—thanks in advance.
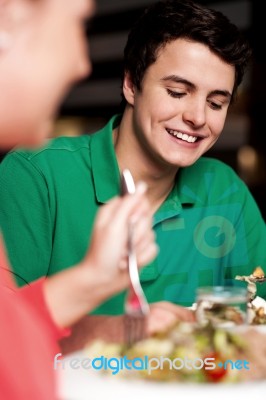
[0,152,52,286]
[18,277,71,341]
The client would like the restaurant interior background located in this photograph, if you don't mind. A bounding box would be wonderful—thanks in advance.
[2,0,265,218]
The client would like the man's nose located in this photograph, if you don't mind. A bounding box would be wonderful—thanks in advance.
[182,98,206,128]
[76,53,92,81]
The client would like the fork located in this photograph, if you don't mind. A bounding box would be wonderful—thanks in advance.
[121,170,150,347]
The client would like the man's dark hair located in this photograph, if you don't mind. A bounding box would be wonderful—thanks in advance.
[121,0,252,106]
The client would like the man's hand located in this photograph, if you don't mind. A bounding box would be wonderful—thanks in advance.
[59,301,195,354]
[147,301,196,335]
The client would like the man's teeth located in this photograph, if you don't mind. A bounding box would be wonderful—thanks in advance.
[168,129,197,143]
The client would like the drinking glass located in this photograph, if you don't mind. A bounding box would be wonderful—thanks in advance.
[195,286,248,327]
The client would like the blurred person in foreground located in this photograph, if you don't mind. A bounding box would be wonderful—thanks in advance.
[1,0,265,321]
[0,0,194,398]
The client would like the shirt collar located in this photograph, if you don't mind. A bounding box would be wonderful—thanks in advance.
[153,171,195,224]
[90,115,122,203]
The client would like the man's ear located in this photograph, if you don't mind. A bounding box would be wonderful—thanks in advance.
[122,71,135,106]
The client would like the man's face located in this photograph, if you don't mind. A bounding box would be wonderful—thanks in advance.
[124,38,235,170]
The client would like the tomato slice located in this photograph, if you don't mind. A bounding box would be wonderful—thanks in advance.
[204,352,228,382]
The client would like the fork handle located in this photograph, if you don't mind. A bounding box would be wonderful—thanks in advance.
[127,229,150,315]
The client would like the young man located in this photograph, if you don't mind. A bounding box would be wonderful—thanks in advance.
[0,0,265,316]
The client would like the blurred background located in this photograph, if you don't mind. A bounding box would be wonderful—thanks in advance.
[2,0,266,218]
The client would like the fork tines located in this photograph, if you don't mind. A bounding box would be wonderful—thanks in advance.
[124,311,147,347]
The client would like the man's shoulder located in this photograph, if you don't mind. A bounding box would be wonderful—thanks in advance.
[4,115,117,166]
[14,135,91,160]
[1,135,93,172]
[0,135,95,181]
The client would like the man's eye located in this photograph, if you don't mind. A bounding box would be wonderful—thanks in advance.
[167,89,186,99]
[209,101,222,110]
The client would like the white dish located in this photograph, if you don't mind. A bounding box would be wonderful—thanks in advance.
[57,363,266,400]
[57,332,266,400]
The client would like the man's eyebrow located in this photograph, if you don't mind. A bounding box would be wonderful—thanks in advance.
[161,75,195,89]
[209,89,232,101]
[161,75,232,100]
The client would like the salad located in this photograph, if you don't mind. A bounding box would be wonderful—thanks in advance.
[84,267,266,384]
[85,322,255,384]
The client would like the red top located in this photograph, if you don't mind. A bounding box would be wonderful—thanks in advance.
[0,236,70,399]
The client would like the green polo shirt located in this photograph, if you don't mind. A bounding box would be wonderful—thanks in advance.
[0,114,266,314]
